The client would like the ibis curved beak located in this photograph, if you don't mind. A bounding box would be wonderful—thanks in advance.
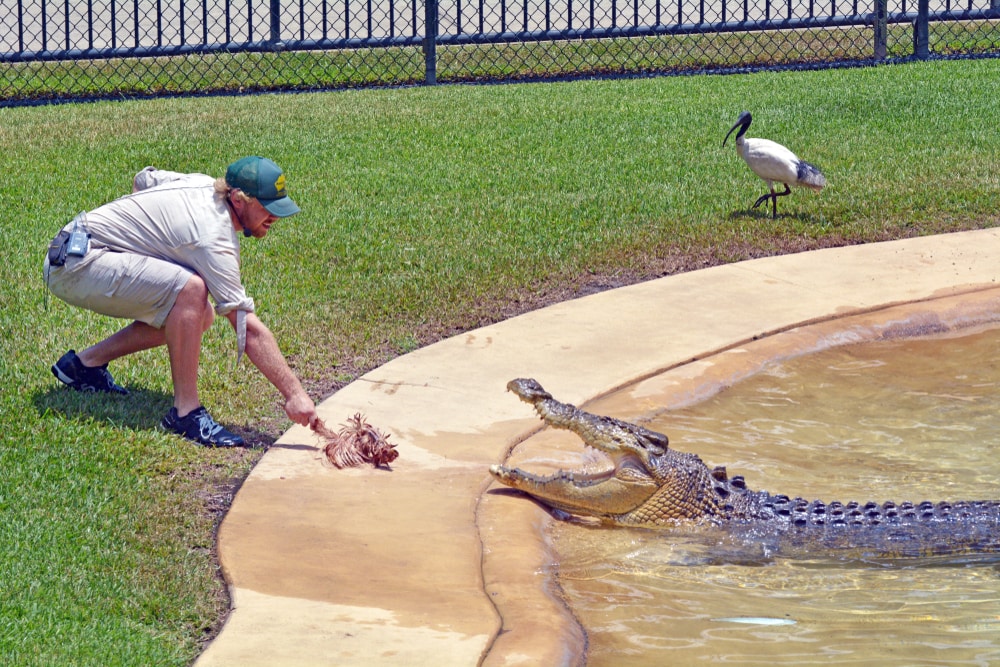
[723,111,753,147]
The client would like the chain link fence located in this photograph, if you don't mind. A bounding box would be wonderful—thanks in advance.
[2,0,998,104]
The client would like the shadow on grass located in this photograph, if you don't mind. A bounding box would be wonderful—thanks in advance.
[726,208,817,223]
[33,384,173,429]
[32,385,275,449]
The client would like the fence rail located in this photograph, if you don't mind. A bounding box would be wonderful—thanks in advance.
[2,0,998,103]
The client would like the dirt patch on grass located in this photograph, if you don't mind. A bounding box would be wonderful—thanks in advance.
[296,224,993,401]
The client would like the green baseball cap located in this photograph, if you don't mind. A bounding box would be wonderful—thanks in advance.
[225,156,301,218]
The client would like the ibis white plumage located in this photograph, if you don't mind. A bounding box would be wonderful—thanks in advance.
[723,111,826,219]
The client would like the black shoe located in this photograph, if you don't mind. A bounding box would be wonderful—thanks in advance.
[161,406,245,447]
[51,350,129,395]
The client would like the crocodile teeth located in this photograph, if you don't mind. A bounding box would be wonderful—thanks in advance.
[490,464,607,487]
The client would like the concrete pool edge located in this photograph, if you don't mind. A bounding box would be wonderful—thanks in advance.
[197,228,1000,666]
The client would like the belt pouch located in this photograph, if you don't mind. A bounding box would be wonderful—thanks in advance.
[47,230,71,267]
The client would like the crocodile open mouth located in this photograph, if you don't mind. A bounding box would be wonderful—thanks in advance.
[495,464,615,488]
[493,447,645,488]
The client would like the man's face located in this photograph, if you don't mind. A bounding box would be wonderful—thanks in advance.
[239,195,279,238]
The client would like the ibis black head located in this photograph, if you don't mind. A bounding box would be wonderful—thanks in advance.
[723,111,753,147]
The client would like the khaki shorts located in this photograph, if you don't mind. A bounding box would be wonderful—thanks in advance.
[44,245,192,329]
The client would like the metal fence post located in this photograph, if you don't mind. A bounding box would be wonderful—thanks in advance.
[424,0,438,85]
[270,0,282,44]
[913,0,929,59]
[873,0,887,61]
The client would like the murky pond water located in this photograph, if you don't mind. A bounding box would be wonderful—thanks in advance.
[553,326,1000,665]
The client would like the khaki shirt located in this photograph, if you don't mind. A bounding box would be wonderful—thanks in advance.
[83,167,255,317]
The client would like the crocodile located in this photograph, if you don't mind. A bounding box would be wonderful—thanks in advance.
[490,378,1000,559]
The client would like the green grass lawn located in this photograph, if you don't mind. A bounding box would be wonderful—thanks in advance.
[1,58,998,665]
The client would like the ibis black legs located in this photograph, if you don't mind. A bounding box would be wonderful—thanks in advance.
[752,183,791,219]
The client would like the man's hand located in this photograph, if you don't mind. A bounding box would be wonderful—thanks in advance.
[285,391,319,428]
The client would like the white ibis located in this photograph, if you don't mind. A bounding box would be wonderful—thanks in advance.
[723,111,826,219]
